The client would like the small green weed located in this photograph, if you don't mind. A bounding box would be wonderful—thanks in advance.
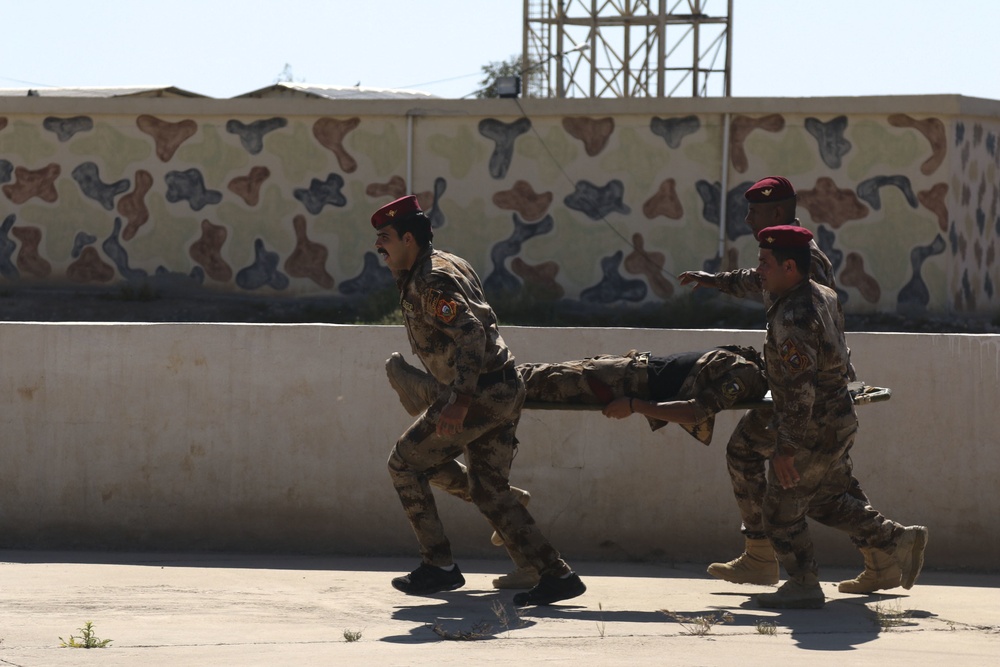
[343,628,363,642]
[871,599,913,631]
[755,619,777,635]
[490,599,526,637]
[430,621,492,640]
[661,609,734,636]
[60,621,113,648]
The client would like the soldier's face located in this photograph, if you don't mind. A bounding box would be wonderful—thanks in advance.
[756,248,793,295]
[375,226,417,272]
[745,202,782,237]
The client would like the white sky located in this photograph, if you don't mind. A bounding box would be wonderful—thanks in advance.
[0,0,997,101]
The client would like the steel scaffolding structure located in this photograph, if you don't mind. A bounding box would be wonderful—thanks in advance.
[522,0,732,98]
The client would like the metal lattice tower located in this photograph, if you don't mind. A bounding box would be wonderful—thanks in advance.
[522,0,732,99]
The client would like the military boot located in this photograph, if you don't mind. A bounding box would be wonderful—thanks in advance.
[838,547,902,594]
[889,525,929,589]
[706,538,780,585]
[385,352,438,416]
[490,488,531,546]
[757,572,825,609]
[492,566,541,590]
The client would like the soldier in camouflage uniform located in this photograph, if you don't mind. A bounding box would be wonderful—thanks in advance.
[678,176,897,595]
[373,195,586,607]
[748,225,927,608]
[389,345,768,588]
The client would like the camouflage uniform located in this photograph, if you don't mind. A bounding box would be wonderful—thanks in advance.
[388,246,570,577]
[710,232,866,539]
[518,346,768,445]
[761,279,903,579]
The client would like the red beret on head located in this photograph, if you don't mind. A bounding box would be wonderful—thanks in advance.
[371,194,423,229]
[757,225,813,249]
[745,176,796,203]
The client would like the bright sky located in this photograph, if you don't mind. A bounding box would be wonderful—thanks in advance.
[1,0,997,101]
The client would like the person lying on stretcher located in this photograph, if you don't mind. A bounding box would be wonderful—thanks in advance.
[389,345,766,447]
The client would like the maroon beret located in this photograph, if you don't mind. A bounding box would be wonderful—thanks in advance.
[745,176,796,203]
[758,225,813,249]
[371,194,423,229]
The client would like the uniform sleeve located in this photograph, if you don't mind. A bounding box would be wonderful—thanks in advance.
[714,269,765,302]
[421,275,486,397]
[808,245,836,290]
[768,318,819,455]
[807,246,858,381]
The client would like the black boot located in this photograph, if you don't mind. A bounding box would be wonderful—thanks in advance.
[513,572,586,606]
[392,563,465,595]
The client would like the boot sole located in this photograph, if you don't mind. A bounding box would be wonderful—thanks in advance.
[386,355,425,417]
[493,574,541,589]
[900,527,928,590]
[391,579,465,595]
[706,565,779,586]
[512,578,586,607]
[837,580,901,594]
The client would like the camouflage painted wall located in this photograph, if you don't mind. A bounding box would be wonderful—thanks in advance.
[0,96,997,318]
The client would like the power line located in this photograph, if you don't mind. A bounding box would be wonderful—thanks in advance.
[396,71,482,91]
[0,74,57,88]
[511,96,679,284]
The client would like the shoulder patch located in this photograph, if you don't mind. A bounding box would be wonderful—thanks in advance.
[778,338,809,372]
[435,297,459,323]
[721,378,744,401]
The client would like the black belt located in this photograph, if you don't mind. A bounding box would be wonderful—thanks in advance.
[477,366,519,387]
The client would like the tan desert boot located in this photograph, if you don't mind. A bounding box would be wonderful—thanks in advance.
[889,525,929,589]
[492,566,541,590]
[706,537,780,585]
[838,547,902,594]
[385,352,438,416]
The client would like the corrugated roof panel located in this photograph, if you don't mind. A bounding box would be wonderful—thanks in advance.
[0,86,207,98]
[233,82,439,100]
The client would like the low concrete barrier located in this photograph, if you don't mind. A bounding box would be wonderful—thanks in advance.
[1,323,996,570]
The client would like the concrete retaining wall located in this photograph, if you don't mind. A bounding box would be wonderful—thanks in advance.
[1,323,996,570]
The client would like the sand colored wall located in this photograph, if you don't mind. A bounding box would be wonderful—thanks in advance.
[1,95,998,319]
[0,323,996,570]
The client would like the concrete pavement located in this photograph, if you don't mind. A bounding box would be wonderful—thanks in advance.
[1,550,997,666]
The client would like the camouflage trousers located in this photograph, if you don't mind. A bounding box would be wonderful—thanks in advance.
[518,352,648,404]
[387,372,569,577]
[729,411,904,577]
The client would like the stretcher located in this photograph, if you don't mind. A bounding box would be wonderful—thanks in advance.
[524,382,891,411]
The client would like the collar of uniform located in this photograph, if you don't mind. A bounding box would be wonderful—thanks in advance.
[395,244,435,292]
[765,275,811,315]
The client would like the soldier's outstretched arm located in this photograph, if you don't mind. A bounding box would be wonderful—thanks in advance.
[678,271,717,290]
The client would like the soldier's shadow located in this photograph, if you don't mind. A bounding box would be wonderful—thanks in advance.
[383,588,532,643]
[382,587,666,643]
[719,591,925,650]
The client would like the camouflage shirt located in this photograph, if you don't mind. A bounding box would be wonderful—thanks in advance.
[396,246,512,399]
[764,279,855,456]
